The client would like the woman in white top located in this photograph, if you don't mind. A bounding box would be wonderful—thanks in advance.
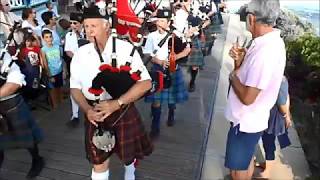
[21,8,41,36]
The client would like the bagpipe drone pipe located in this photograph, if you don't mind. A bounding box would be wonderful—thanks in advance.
[0,21,27,133]
[0,21,22,87]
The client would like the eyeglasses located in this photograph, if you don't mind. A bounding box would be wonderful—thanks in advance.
[246,11,255,16]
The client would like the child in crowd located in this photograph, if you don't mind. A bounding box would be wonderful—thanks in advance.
[41,29,63,109]
[19,29,44,100]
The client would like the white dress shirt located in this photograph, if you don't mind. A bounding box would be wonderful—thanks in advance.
[143,30,169,61]
[64,31,83,54]
[70,37,151,101]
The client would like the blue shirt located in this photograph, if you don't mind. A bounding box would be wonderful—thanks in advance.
[42,45,62,76]
[266,76,289,136]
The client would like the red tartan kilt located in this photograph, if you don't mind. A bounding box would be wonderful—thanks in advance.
[84,104,153,165]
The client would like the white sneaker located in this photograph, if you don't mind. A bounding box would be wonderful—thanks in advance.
[124,162,135,180]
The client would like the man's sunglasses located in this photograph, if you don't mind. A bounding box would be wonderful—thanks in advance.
[239,8,255,22]
[70,22,79,25]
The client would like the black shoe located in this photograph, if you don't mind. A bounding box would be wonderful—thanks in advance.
[149,130,160,140]
[66,118,80,128]
[0,151,4,169]
[201,48,207,56]
[167,119,175,127]
[26,157,44,179]
[167,111,175,127]
[188,83,195,92]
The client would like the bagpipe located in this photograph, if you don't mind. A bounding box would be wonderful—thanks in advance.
[0,21,22,87]
[0,21,24,133]
[145,26,177,94]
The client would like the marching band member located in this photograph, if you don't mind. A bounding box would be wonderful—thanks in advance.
[64,12,84,127]
[174,0,209,92]
[144,8,190,139]
[70,5,153,180]
[198,0,217,56]
[0,50,44,178]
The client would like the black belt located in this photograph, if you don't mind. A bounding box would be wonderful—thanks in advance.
[0,93,20,102]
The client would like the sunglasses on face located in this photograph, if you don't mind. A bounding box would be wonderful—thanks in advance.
[240,9,255,22]
[179,0,188,2]
[70,21,79,25]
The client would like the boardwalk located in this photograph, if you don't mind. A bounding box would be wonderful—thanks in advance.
[0,26,227,180]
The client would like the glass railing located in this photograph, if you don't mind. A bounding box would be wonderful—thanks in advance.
[29,0,50,7]
[8,0,27,9]
[9,0,49,10]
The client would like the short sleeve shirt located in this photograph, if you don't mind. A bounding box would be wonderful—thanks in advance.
[276,77,289,106]
[70,38,151,101]
[64,31,79,54]
[20,46,41,66]
[0,50,26,87]
[143,30,169,61]
[22,20,41,36]
[224,29,286,133]
[42,45,62,76]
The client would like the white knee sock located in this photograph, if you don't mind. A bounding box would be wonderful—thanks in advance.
[91,169,109,180]
[124,162,135,180]
[70,95,79,119]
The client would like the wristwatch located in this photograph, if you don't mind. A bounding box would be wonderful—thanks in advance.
[117,99,125,108]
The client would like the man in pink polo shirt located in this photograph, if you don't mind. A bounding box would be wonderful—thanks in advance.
[224,0,286,179]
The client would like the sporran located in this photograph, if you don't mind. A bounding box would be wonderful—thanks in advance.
[92,104,130,152]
